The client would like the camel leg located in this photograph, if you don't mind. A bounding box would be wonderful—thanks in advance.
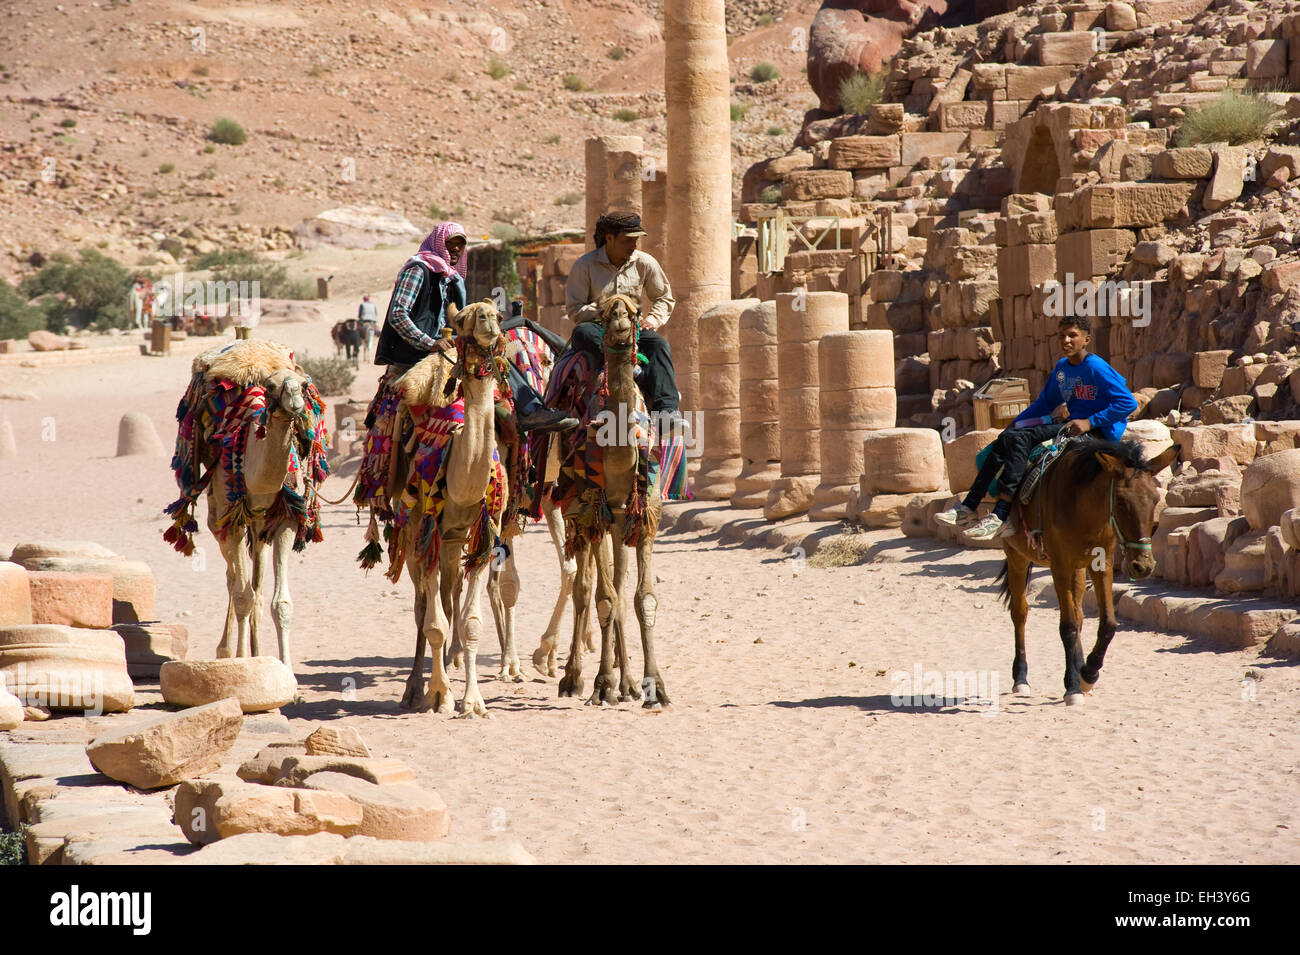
[447,556,465,670]
[534,499,574,676]
[401,567,429,710]
[633,527,669,708]
[586,534,621,707]
[1080,562,1118,694]
[1006,553,1032,695]
[1052,564,1087,705]
[581,550,598,654]
[558,540,593,698]
[454,547,491,719]
[497,545,523,681]
[216,531,254,658]
[268,522,298,702]
[418,560,454,715]
[249,531,267,658]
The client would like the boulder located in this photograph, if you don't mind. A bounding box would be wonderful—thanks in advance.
[27,330,71,351]
[861,428,946,494]
[942,428,1000,494]
[85,697,243,789]
[1153,506,1216,574]
[160,657,296,713]
[1241,449,1300,531]
[304,725,371,758]
[1164,468,1239,508]
[0,562,32,626]
[1123,419,1173,465]
[270,755,417,788]
[1200,394,1255,425]
[27,571,114,628]
[298,772,450,842]
[1214,531,1268,594]
[174,775,363,844]
[292,205,422,251]
[901,492,955,538]
[0,685,22,730]
[1280,508,1300,550]
[806,5,938,113]
[1171,423,1255,466]
[1265,619,1300,660]
[236,742,309,783]
[19,557,155,624]
[0,624,134,713]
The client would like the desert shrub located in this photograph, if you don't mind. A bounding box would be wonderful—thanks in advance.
[0,825,28,865]
[562,74,586,92]
[839,71,885,115]
[766,125,784,136]
[19,248,133,329]
[759,183,782,204]
[208,117,246,145]
[58,118,76,128]
[0,279,45,340]
[808,528,874,567]
[192,64,209,77]
[608,46,626,61]
[750,62,779,83]
[757,13,775,27]
[191,248,259,270]
[491,222,521,241]
[543,133,561,145]
[208,256,315,300]
[487,57,509,80]
[554,191,583,206]
[158,162,174,174]
[612,108,638,122]
[730,102,750,122]
[1176,90,1280,146]
[296,354,355,397]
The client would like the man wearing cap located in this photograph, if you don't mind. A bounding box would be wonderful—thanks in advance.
[565,212,683,424]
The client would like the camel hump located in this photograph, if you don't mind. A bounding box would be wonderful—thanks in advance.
[194,339,296,386]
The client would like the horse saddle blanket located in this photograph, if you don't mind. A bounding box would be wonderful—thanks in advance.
[1017,437,1079,504]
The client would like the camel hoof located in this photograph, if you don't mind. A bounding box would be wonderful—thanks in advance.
[1064,692,1085,707]
[456,702,491,719]
[557,674,582,698]
[1013,683,1031,696]
[417,694,454,715]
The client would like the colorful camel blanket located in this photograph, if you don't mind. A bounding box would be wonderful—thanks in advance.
[164,371,329,556]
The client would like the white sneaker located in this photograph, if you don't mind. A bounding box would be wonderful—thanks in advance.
[935,503,977,526]
[963,514,1004,541]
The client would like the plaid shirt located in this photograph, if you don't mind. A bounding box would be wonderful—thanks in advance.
[388,264,465,352]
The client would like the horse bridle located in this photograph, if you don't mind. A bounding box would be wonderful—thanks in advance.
[1108,476,1152,558]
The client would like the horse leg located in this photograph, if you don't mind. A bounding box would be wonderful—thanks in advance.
[533,498,570,676]
[1081,563,1117,694]
[634,526,668,708]
[587,533,620,706]
[1052,564,1087,705]
[1006,552,1032,695]
[558,540,593,698]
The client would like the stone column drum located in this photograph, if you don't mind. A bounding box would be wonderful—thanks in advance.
[764,291,850,520]
[640,162,668,267]
[603,148,644,219]
[584,135,643,250]
[693,298,759,500]
[810,330,896,520]
[732,301,780,508]
[664,0,731,415]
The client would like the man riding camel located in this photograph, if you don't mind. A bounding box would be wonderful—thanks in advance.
[936,314,1138,541]
[374,221,576,434]
[563,211,687,433]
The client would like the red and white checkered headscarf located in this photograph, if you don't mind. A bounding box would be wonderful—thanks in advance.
[404,221,468,279]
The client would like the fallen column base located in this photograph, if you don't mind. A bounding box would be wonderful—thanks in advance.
[764,475,819,521]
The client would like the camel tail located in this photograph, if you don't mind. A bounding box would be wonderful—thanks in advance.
[995,560,1012,608]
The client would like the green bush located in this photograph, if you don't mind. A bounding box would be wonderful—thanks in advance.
[554,192,583,206]
[766,125,784,136]
[839,71,885,115]
[543,133,562,145]
[209,117,246,145]
[487,57,509,80]
[58,118,76,128]
[192,248,260,270]
[730,102,750,122]
[19,248,134,330]
[208,256,315,300]
[0,824,28,865]
[562,74,586,92]
[158,162,174,174]
[612,108,638,122]
[750,62,779,83]
[0,279,45,341]
[757,13,776,27]
[296,354,356,397]
[491,222,521,241]
[608,46,626,61]
[759,184,782,204]
[1176,90,1280,146]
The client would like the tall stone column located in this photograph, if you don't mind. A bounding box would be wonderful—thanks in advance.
[810,330,895,521]
[584,135,643,251]
[764,291,849,520]
[732,301,780,509]
[641,162,668,267]
[693,298,759,500]
[665,0,731,416]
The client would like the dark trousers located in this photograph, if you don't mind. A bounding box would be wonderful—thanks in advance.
[567,321,679,413]
[963,422,1062,506]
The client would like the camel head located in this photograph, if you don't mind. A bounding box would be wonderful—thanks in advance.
[265,367,308,426]
[598,294,640,357]
[447,300,506,381]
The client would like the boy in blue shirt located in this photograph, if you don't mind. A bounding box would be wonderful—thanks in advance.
[936,315,1138,541]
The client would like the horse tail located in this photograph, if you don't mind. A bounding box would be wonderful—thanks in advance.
[995,559,1012,607]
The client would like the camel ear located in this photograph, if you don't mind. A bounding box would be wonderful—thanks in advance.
[1095,451,1126,475]
[1146,443,1180,474]
[445,302,460,322]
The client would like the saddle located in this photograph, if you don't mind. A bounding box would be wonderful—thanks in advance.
[1017,434,1077,504]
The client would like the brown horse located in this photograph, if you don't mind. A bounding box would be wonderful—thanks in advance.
[996,437,1179,705]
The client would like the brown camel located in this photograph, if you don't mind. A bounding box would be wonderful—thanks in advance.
[997,437,1179,705]
[555,294,669,708]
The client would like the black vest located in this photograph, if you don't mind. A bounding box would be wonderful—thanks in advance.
[374,264,460,366]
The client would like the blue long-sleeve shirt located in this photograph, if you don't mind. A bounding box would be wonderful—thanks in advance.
[1015,353,1137,442]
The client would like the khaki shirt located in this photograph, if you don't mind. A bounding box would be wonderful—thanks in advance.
[564,247,675,331]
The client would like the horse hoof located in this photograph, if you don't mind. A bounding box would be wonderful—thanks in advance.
[1064,692,1085,707]
[1078,679,1095,694]
[1013,683,1031,696]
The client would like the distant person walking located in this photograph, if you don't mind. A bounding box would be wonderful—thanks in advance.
[130,277,148,330]
[358,294,378,359]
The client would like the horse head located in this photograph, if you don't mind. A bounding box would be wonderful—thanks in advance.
[1095,442,1180,580]
[598,294,640,356]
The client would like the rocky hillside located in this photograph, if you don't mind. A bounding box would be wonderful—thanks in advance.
[0,0,817,278]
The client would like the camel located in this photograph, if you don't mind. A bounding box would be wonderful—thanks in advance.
[164,340,329,674]
[554,294,669,708]
[390,301,511,717]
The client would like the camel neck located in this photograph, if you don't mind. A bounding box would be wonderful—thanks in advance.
[244,411,294,495]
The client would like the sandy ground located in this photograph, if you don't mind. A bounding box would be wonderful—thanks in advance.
[1,307,1298,865]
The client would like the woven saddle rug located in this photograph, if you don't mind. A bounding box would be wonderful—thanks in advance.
[164,346,329,556]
